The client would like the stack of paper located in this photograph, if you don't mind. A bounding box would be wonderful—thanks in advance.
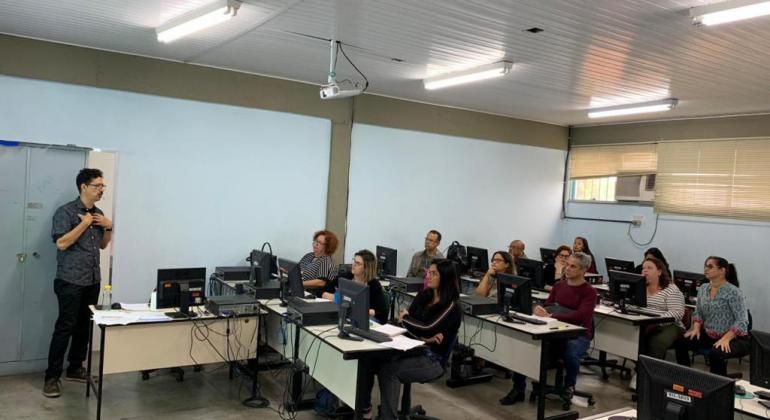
[379,334,424,351]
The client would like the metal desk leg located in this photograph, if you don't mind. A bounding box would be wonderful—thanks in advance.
[537,339,548,420]
[86,320,94,398]
[353,359,369,420]
[97,326,105,420]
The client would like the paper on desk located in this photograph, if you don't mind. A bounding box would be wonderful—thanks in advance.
[531,314,559,324]
[92,311,141,325]
[378,334,423,351]
[372,323,407,337]
[120,303,153,311]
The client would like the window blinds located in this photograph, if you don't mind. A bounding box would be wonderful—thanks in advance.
[569,144,657,179]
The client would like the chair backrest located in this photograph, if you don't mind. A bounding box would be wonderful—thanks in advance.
[439,330,459,368]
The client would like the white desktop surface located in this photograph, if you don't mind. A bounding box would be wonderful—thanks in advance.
[735,380,770,419]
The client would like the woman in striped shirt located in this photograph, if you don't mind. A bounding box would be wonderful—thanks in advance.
[640,257,685,360]
[299,230,339,294]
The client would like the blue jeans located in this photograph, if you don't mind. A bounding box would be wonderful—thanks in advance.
[511,335,591,390]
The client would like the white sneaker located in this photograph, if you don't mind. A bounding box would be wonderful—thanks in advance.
[629,372,637,390]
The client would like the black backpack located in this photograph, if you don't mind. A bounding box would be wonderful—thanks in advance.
[446,241,468,274]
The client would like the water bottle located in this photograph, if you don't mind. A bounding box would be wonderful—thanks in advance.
[101,284,112,311]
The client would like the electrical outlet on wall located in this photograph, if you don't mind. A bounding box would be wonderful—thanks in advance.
[631,214,644,227]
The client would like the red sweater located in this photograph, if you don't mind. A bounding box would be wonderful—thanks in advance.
[545,280,597,338]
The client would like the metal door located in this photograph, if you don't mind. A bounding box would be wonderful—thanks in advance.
[0,145,86,363]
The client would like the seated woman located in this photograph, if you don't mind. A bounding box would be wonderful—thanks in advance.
[572,236,598,274]
[674,256,750,376]
[634,247,671,278]
[475,251,515,298]
[322,249,387,419]
[322,249,388,323]
[543,245,571,291]
[299,230,339,295]
[377,259,461,420]
[640,257,685,358]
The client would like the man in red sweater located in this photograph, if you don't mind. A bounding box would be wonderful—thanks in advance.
[534,252,597,400]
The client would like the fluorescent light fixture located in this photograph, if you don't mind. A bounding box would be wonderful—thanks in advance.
[691,0,770,26]
[588,99,678,119]
[423,61,513,90]
[156,0,241,43]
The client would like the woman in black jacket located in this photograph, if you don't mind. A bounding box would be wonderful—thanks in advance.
[377,259,461,420]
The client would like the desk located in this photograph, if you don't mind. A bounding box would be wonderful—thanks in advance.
[735,380,770,419]
[86,305,259,420]
[580,407,635,419]
[260,300,394,419]
[588,304,673,380]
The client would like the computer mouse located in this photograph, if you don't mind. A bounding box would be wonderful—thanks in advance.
[111,302,122,310]
[735,384,746,396]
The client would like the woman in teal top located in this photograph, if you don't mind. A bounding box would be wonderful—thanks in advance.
[674,256,750,376]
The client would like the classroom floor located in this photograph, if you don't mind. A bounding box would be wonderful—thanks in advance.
[0,352,748,420]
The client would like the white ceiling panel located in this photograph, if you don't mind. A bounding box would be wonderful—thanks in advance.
[1,0,770,125]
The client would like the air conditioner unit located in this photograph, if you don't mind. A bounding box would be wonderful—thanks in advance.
[615,174,656,202]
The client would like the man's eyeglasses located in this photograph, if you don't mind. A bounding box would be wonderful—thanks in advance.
[87,184,107,190]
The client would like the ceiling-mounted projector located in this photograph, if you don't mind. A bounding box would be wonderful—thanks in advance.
[319,38,367,100]
[320,83,363,99]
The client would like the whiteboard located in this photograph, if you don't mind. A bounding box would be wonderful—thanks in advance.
[346,123,566,276]
[0,75,330,303]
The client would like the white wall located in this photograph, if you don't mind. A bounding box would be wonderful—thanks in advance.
[0,75,331,303]
[346,123,567,275]
[563,202,770,330]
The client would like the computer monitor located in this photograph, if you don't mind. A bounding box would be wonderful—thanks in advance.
[466,246,489,275]
[751,330,770,388]
[277,258,305,306]
[636,355,734,420]
[605,257,635,273]
[672,270,707,305]
[516,257,545,290]
[497,273,532,322]
[376,245,397,277]
[540,247,557,265]
[249,249,277,287]
[156,267,206,313]
[608,270,646,314]
[337,278,370,341]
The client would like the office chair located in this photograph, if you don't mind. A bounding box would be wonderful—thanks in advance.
[398,332,458,419]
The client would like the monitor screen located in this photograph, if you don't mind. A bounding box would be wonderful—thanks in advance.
[672,270,707,306]
[637,355,734,420]
[497,273,532,317]
[338,278,370,332]
[540,247,557,265]
[376,245,397,277]
[605,257,635,274]
[156,267,206,309]
[466,246,489,275]
[751,330,770,388]
[609,270,647,309]
[516,257,545,290]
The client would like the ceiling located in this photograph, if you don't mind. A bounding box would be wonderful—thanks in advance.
[1,0,770,126]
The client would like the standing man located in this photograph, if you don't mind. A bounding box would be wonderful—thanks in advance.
[43,168,113,398]
[508,239,527,263]
[406,230,444,278]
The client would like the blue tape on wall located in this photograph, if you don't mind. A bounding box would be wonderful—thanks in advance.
[0,140,21,147]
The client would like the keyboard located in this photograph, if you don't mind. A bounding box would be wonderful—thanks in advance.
[508,313,547,325]
[624,307,662,317]
[344,326,393,343]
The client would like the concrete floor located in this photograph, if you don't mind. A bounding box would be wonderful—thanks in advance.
[0,352,748,420]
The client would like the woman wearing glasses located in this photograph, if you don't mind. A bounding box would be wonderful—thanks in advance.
[475,251,515,298]
[674,256,750,376]
[299,230,339,294]
[543,245,572,291]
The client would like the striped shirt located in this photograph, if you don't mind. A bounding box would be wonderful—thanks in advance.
[646,285,685,330]
[298,252,337,283]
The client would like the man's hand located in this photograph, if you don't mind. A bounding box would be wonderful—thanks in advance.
[398,309,409,323]
[533,305,550,317]
[92,213,112,229]
[78,212,94,225]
